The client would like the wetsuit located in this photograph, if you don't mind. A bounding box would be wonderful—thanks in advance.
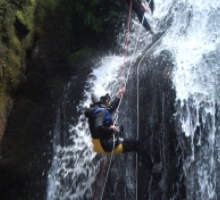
[85,97,139,155]
[125,0,154,33]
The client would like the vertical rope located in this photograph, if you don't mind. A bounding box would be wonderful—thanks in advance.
[120,0,133,89]
[99,134,115,200]
[122,1,141,200]
[93,158,107,200]
[136,56,140,200]
[113,0,133,125]
[93,1,134,199]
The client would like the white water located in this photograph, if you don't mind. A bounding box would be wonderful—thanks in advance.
[47,0,220,199]
[46,56,126,200]
[158,0,220,199]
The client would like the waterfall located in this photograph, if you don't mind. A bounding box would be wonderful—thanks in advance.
[46,0,220,199]
[46,56,125,200]
[160,0,220,199]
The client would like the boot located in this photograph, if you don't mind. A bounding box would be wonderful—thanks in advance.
[151,163,162,175]
[122,138,140,153]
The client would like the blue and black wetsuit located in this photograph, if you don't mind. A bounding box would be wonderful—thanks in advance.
[125,0,154,33]
[85,97,140,155]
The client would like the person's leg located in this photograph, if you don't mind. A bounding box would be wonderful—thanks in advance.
[120,138,140,153]
[132,4,153,33]
[138,142,162,175]
[120,136,161,174]
[137,143,153,170]
[141,15,153,33]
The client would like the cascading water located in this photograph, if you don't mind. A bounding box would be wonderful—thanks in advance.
[46,0,220,199]
[160,0,220,199]
[46,56,126,200]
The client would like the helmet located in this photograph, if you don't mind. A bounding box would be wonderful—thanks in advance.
[91,90,110,104]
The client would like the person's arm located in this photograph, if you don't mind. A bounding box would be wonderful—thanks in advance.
[108,88,126,113]
[141,2,149,12]
[137,0,150,12]
[108,98,120,113]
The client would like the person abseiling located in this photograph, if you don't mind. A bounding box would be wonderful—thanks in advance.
[85,88,140,156]
[125,0,155,34]
[84,87,162,174]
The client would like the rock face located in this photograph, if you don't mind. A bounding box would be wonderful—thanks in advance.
[0,0,121,199]
[0,1,76,199]
[0,0,183,199]
[98,49,185,200]
[0,1,71,199]
[0,0,35,139]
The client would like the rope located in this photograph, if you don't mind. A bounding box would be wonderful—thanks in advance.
[136,53,140,200]
[113,0,133,125]
[94,0,182,197]
[99,0,133,197]
[122,0,133,76]
[93,158,107,200]
[94,0,137,200]
[93,0,134,199]
[99,134,116,199]
[93,136,116,200]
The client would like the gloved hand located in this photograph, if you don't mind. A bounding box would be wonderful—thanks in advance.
[110,125,118,132]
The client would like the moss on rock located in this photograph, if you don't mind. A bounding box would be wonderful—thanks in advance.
[0,0,62,136]
[0,0,121,199]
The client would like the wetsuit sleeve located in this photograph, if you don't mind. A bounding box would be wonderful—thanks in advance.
[94,110,113,138]
[108,98,120,113]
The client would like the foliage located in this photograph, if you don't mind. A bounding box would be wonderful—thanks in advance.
[68,48,96,65]
[0,0,122,127]
[35,0,60,27]
[38,0,60,11]
[73,0,121,32]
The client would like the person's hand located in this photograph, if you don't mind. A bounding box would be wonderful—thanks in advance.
[117,88,126,98]
[110,125,118,132]
[141,3,149,12]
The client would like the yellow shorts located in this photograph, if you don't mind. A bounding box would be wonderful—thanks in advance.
[92,139,123,156]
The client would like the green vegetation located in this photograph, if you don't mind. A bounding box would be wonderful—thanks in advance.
[68,48,95,64]
[0,0,62,137]
[0,0,124,198]
[0,0,122,137]
[35,0,121,33]
[73,0,121,32]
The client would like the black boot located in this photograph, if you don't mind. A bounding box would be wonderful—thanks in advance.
[122,138,140,153]
[151,163,163,176]
[136,141,156,170]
